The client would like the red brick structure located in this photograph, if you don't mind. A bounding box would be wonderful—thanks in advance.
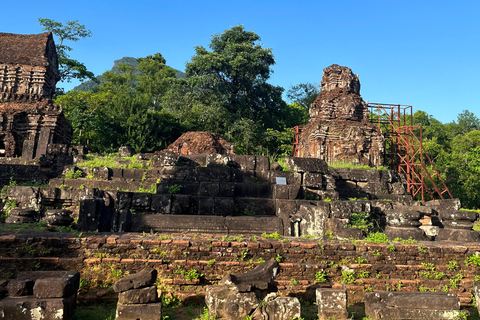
[297,64,384,167]
[166,131,234,155]
[0,32,72,159]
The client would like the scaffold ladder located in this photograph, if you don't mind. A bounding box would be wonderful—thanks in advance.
[368,103,453,201]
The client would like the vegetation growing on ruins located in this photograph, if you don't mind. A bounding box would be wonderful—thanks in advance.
[52,20,480,208]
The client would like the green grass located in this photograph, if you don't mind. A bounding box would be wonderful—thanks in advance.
[328,160,389,170]
[77,154,150,169]
[74,302,116,320]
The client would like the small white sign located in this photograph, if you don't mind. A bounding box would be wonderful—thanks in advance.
[276,177,287,185]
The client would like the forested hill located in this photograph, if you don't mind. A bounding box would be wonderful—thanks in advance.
[73,57,185,92]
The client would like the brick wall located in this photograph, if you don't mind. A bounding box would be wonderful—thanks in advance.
[0,232,478,305]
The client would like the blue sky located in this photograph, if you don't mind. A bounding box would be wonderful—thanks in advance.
[2,0,479,123]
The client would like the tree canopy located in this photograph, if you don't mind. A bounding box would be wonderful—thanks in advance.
[38,18,96,86]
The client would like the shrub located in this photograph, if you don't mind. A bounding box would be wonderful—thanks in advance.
[364,232,389,244]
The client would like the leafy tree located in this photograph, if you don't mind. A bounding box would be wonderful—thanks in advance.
[56,54,181,153]
[164,25,292,155]
[38,18,96,85]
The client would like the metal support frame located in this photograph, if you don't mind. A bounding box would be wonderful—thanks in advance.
[368,103,453,201]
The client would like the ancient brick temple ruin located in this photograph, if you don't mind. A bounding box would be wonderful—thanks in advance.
[296,64,384,167]
[166,131,234,155]
[0,32,72,159]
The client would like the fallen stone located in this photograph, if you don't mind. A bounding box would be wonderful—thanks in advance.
[284,157,329,173]
[33,272,80,299]
[439,210,478,222]
[251,294,301,320]
[364,291,462,320]
[115,302,162,320]
[113,268,157,293]
[42,209,73,226]
[205,285,258,320]
[436,228,480,242]
[316,287,348,320]
[442,220,475,229]
[221,259,278,293]
[0,294,77,320]
[6,279,34,297]
[118,286,158,304]
[384,226,428,241]
[119,146,133,157]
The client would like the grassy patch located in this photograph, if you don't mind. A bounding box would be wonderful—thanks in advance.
[328,160,389,170]
[74,302,116,320]
[77,154,150,169]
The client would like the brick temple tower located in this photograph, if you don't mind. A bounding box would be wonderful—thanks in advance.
[0,32,72,159]
[296,64,384,167]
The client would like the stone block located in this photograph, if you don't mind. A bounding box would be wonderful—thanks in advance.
[171,195,198,215]
[316,287,348,320]
[385,208,422,221]
[206,153,232,167]
[225,216,283,235]
[275,199,298,236]
[232,170,256,183]
[42,209,73,226]
[230,155,256,171]
[22,140,35,160]
[199,182,220,196]
[8,208,37,217]
[251,295,301,320]
[214,197,234,216]
[78,198,112,232]
[331,201,371,219]
[5,215,36,223]
[92,166,110,180]
[198,167,231,182]
[205,285,258,320]
[364,291,463,320]
[161,166,197,181]
[122,168,145,181]
[150,194,171,214]
[256,171,302,185]
[436,228,480,242]
[150,151,182,167]
[6,186,39,206]
[115,302,162,320]
[118,146,133,157]
[0,295,77,320]
[295,204,329,238]
[384,226,428,241]
[234,183,272,198]
[442,220,474,229]
[198,197,215,215]
[284,156,329,173]
[304,172,323,188]
[255,156,270,171]
[110,168,123,180]
[132,193,152,210]
[273,185,289,199]
[129,214,228,234]
[439,210,478,222]
[33,272,80,299]
[424,199,461,213]
[273,185,300,200]
[113,268,157,293]
[218,182,235,197]
[6,279,34,297]
[234,198,275,216]
[116,192,133,210]
[118,286,158,304]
